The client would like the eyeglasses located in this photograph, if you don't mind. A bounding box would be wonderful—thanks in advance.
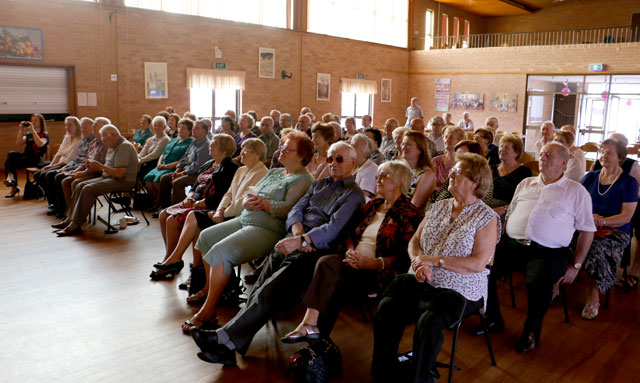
[326,155,345,164]
[448,167,468,178]
[474,134,487,140]
[375,172,391,181]
[241,148,254,154]
[281,148,297,154]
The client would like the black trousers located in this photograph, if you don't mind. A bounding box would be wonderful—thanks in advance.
[4,151,39,182]
[372,274,482,383]
[223,242,325,355]
[37,165,64,206]
[486,236,571,340]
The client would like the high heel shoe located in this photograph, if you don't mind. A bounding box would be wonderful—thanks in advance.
[281,323,322,344]
[186,289,207,305]
[5,187,20,198]
[149,260,184,280]
[181,314,219,334]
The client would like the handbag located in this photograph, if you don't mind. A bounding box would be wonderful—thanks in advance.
[594,226,614,238]
[288,338,342,383]
[23,178,44,200]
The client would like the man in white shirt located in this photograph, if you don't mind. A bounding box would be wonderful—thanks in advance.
[535,121,555,159]
[360,114,372,133]
[475,142,595,354]
[405,97,424,127]
[458,112,474,131]
[427,116,445,153]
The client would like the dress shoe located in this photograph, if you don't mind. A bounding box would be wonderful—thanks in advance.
[197,348,237,366]
[190,327,222,351]
[56,225,81,237]
[516,331,538,354]
[56,212,66,219]
[46,210,58,216]
[471,319,504,337]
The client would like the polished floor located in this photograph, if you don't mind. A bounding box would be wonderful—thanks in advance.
[1,190,639,383]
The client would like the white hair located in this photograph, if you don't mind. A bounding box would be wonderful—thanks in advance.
[350,133,373,158]
[152,115,167,126]
[328,141,357,161]
[99,124,121,137]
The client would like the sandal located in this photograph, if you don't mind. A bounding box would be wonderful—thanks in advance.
[181,314,219,334]
[186,289,207,305]
[281,322,321,344]
[581,302,600,320]
[614,275,639,289]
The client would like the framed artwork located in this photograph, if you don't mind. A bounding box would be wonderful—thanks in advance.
[0,26,44,61]
[381,78,392,103]
[258,47,275,79]
[450,92,484,110]
[489,93,518,112]
[435,79,450,111]
[316,73,330,101]
[144,62,168,99]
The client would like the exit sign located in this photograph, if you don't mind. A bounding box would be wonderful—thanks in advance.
[215,62,227,70]
[357,73,365,79]
[589,63,604,72]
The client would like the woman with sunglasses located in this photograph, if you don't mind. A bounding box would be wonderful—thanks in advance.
[281,160,423,343]
[400,131,436,211]
[372,153,499,382]
[474,127,500,166]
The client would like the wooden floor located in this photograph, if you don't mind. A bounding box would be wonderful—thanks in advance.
[2,190,640,383]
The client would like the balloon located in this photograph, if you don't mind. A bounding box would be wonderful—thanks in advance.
[561,87,570,96]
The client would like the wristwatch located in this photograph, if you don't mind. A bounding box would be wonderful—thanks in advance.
[573,262,582,269]
[300,236,309,248]
[439,256,445,267]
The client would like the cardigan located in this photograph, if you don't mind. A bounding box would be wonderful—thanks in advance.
[218,161,269,218]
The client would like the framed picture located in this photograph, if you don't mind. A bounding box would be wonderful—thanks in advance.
[489,93,518,112]
[258,47,275,79]
[450,92,484,110]
[435,79,451,112]
[381,78,392,103]
[144,62,168,99]
[0,26,44,61]
[316,73,330,101]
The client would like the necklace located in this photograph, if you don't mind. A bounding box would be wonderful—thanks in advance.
[597,168,621,196]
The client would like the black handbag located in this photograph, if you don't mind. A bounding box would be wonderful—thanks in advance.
[23,178,44,200]
[288,338,342,383]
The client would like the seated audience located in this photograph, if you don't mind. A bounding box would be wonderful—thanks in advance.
[305,112,316,124]
[432,125,465,189]
[535,121,555,159]
[371,153,499,382]
[307,123,334,179]
[167,113,180,139]
[360,114,372,132]
[269,128,295,169]
[183,111,197,121]
[491,134,532,213]
[52,124,138,236]
[351,134,378,201]
[405,97,424,127]
[182,131,315,332]
[270,109,281,134]
[234,114,258,159]
[426,116,445,153]
[217,115,236,136]
[384,126,409,161]
[330,121,343,143]
[296,114,313,138]
[157,119,211,211]
[409,118,438,159]
[474,127,500,166]
[364,127,384,165]
[579,138,638,320]
[282,160,423,343]
[279,113,292,130]
[154,139,268,301]
[258,117,279,167]
[344,116,358,141]
[151,134,239,280]
[189,141,364,365]
[401,131,436,211]
[458,111,474,131]
[560,125,587,169]
[138,116,170,179]
[144,118,194,209]
[553,130,585,181]
[479,143,595,354]
[4,113,48,198]
[380,118,398,154]
[133,114,153,146]
[442,112,453,125]
[484,116,501,145]
[321,112,334,124]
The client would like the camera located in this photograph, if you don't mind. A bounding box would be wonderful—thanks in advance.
[21,121,29,127]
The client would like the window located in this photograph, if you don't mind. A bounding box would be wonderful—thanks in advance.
[341,93,373,127]
[441,14,449,48]
[463,20,471,47]
[452,17,460,48]
[307,0,409,48]
[125,0,290,29]
[190,89,241,129]
[425,9,434,49]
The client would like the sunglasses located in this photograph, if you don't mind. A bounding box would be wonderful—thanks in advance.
[326,155,346,164]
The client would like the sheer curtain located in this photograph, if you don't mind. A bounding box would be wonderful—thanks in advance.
[187,68,245,90]
[307,0,408,48]
[340,78,377,95]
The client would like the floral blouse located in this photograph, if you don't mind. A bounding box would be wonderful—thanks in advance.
[420,199,500,311]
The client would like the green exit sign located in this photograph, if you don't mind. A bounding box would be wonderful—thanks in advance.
[215,62,227,70]
[357,73,365,79]
[589,63,603,72]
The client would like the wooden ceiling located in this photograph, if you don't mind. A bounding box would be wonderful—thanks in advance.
[435,0,569,17]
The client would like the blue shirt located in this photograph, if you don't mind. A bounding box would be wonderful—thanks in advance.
[62,135,96,170]
[286,175,365,250]
[178,136,212,175]
[581,170,639,233]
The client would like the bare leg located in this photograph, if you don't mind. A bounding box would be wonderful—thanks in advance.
[629,244,640,277]
[192,263,229,321]
[165,215,182,258]
[586,277,600,305]
[159,210,169,251]
[163,211,201,265]
[300,308,320,326]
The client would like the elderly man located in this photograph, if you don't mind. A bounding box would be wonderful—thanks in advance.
[258,116,278,167]
[279,113,292,131]
[270,109,281,135]
[405,97,424,127]
[46,117,106,218]
[321,113,334,123]
[427,116,446,153]
[442,112,453,126]
[54,125,139,237]
[344,116,358,140]
[381,118,398,153]
[300,106,312,115]
[157,119,212,210]
[484,116,501,145]
[535,121,555,159]
[458,111,474,131]
[351,134,378,200]
[190,141,365,366]
[295,114,312,137]
[476,142,595,354]
[360,114,372,132]
[410,118,438,159]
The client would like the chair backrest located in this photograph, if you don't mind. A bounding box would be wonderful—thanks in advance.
[519,152,535,164]
[50,144,61,161]
[523,161,539,176]
[465,131,474,140]
[586,159,595,171]
[581,142,600,153]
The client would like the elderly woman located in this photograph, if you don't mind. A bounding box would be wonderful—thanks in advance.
[432,125,465,189]
[560,125,587,168]
[426,116,446,153]
[474,127,500,166]
[151,134,239,280]
[401,131,436,211]
[282,161,423,343]
[138,116,170,179]
[307,123,334,179]
[167,113,180,139]
[579,138,638,320]
[371,153,500,382]
[553,130,585,182]
[491,134,532,214]
[385,127,410,161]
[351,133,378,200]
[218,115,236,136]
[133,114,153,146]
[144,118,194,205]
[182,131,315,332]
[4,113,49,198]
[153,139,268,298]
[233,114,257,158]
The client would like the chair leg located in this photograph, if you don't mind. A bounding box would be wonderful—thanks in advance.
[478,312,497,366]
[508,272,516,307]
[448,322,461,383]
[603,288,610,309]
[559,285,570,323]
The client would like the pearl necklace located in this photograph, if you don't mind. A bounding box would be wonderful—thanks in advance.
[597,168,621,196]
